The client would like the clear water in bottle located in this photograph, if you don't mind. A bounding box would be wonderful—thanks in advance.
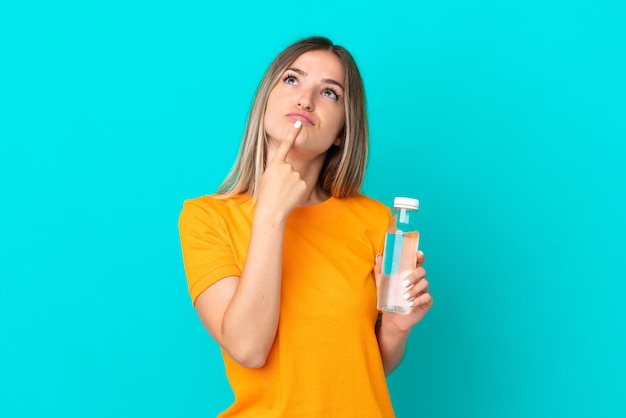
[378,231,420,313]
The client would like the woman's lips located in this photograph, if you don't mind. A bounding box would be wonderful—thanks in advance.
[286,111,314,125]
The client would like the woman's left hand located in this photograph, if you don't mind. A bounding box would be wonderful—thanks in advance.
[375,251,433,333]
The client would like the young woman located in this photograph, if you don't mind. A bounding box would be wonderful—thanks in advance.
[179,36,432,417]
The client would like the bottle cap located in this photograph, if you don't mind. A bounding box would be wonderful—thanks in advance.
[394,197,419,210]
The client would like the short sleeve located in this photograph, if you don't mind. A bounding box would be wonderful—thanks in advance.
[178,199,241,305]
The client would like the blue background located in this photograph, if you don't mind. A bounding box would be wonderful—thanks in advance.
[1,1,625,417]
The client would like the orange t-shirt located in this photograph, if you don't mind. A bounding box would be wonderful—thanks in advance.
[179,194,395,417]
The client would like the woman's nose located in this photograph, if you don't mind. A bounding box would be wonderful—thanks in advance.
[297,88,315,111]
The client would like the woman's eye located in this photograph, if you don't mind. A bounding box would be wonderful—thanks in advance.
[323,89,339,100]
[283,74,297,85]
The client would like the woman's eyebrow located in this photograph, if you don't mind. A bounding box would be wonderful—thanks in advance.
[324,78,344,91]
[286,67,306,76]
[285,67,345,91]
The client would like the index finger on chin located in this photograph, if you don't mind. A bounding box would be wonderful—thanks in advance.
[272,120,302,162]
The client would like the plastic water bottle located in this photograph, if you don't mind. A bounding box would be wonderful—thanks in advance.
[377,197,420,314]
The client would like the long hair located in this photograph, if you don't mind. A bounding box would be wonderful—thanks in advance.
[217,36,368,199]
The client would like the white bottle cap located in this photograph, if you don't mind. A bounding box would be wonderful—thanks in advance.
[394,197,419,210]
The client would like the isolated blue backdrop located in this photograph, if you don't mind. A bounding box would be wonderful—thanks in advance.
[1,1,624,417]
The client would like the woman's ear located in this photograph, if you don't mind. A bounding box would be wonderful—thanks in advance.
[334,128,345,146]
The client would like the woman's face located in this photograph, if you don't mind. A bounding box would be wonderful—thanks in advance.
[264,50,346,162]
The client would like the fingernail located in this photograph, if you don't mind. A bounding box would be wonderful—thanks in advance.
[402,292,410,300]
[294,120,302,129]
[375,254,381,263]
[418,250,424,256]
[407,301,415,307]
[402,279,411,288]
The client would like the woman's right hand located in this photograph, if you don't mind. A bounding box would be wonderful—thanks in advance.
[256,121,307,220]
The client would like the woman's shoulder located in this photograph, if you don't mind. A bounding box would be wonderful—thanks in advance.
[183,193,251,209]
[340,194,392,218]
[180,193,252,222]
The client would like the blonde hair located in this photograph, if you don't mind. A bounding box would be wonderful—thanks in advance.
[217,36,368,199]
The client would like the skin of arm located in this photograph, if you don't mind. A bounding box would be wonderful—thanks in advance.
[375,313,410,376]
[194,209,289,368]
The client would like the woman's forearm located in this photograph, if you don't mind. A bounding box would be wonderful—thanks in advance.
[220,210,287,367]
[377,317,411,376]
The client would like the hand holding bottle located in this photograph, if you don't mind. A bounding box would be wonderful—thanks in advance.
[377,197,421,314]
[375,250,433,332]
